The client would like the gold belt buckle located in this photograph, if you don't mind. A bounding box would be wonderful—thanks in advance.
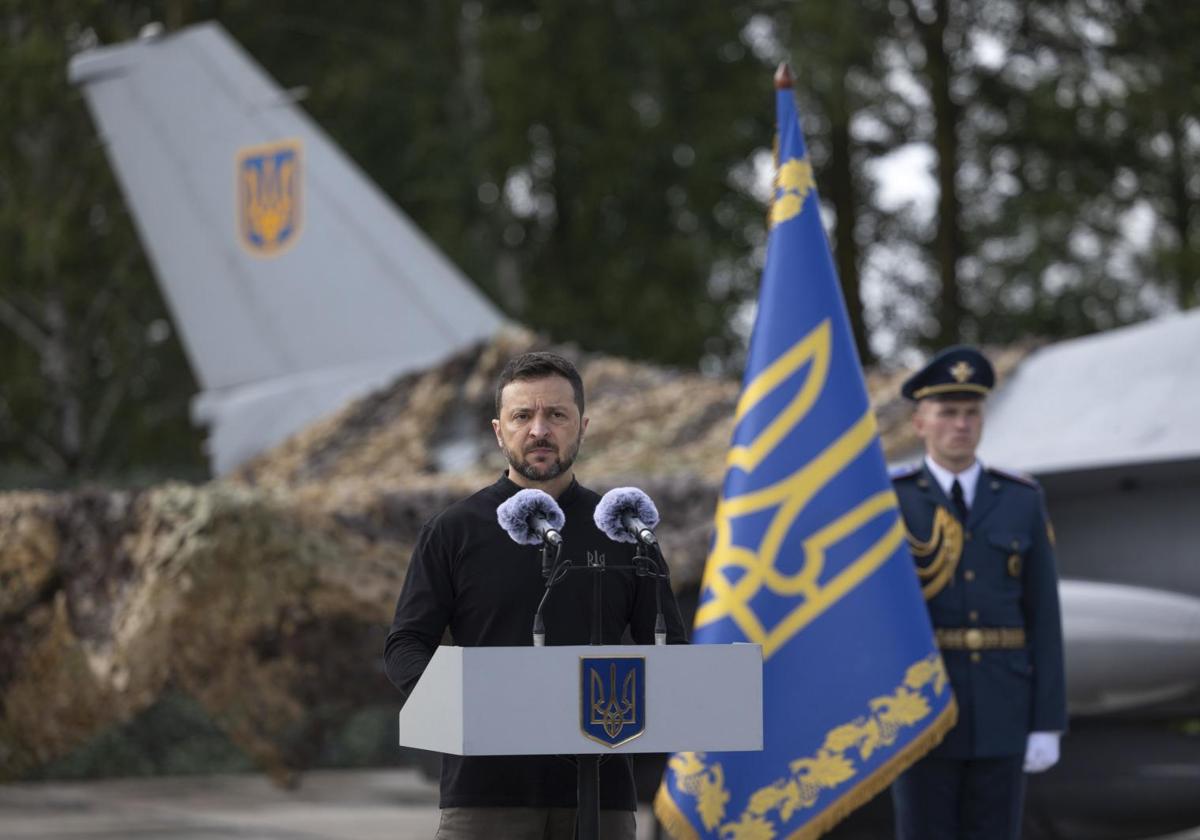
[964,628,984,650]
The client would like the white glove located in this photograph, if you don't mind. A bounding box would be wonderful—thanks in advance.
[1023,731,1060,773]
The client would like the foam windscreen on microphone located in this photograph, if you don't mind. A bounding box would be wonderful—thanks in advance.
[496,488,566,545]
[593,487,660,543]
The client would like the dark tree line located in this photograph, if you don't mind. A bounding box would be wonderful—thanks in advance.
[2,0,1197,483]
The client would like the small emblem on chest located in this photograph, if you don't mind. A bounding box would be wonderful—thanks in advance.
[1007,554,1022,577]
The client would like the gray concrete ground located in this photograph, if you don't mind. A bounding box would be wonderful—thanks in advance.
[0,769,439,839]
[0,769,661,840]
[3,770,1198,840]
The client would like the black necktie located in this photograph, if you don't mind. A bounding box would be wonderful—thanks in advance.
[951,479,969,522]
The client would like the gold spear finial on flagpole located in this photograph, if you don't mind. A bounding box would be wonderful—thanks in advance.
[774,62,793,90]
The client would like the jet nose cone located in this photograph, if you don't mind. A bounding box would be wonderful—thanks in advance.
[1063,580,1200,715]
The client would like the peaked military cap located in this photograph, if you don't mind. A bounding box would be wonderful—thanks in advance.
[902,345,995,401]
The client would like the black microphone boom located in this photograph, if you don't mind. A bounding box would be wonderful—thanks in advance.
[620,510,657,546]
[530,514,563,546]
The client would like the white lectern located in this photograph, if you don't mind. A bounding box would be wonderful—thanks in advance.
[399,643,762,838]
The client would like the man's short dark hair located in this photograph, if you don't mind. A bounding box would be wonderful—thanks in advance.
[494,352,585,418]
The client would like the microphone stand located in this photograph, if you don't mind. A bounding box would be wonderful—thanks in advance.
[537,540,672,840]
[634,542,669,645]
[536,545,670,643]
[532,542,564,647]
[577,549,605,840]
[530,546,605,840]
[582,543,672,840]
[588,549,605,645]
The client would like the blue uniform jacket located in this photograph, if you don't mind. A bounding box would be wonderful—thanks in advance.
[892,463,1067,758]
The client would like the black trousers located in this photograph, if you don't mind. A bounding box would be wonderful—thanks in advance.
[892,754,1025,840]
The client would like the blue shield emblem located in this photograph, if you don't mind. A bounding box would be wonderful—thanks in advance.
[581,656,645,748]
[237,140,301,254]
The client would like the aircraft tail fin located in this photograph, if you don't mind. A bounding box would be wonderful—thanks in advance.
[69,22,505,473]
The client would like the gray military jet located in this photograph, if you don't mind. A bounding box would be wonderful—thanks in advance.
[979,313,1200,839]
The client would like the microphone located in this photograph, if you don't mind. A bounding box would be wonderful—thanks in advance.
[595,487,670,644]
[496,489,565,547]
[594,487,659,546]
[497,489,567,647]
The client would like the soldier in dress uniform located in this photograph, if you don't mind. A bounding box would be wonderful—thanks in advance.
[889,346,1067,840]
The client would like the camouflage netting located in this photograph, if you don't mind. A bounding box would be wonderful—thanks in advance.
[0,327,1037,782]
[0,483,421,784]
[231,327,741,504]
[232,326,1036,501]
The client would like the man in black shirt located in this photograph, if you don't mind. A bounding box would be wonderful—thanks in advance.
[384,351,688,840]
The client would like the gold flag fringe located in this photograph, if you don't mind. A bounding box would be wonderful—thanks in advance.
[782,697,958,840]
[654,783,701,840]
[653,698,958,840]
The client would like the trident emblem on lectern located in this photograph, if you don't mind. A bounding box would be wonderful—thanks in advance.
[580,657,645,747]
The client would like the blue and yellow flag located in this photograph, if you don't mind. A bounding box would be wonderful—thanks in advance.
[655,69,956,840]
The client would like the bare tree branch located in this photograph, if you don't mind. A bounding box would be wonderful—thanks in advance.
[0,392,15,439]
[85,374,128,462]
[82,284,117,336]
[0,295,49,355]
[20,429,68,475]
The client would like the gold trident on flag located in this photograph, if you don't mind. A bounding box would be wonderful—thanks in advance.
[694,319,907,658]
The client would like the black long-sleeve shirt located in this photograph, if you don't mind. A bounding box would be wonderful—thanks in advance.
[384,473,688,810]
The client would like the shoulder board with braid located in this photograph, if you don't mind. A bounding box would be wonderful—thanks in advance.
[986,465,1040,489]
[889,462,922,481]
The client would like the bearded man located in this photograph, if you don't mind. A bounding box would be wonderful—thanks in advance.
[384,351,687,840]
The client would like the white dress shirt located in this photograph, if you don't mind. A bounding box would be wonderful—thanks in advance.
[924,456,982,508]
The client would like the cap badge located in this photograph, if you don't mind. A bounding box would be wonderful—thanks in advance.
[949,361,975,383]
